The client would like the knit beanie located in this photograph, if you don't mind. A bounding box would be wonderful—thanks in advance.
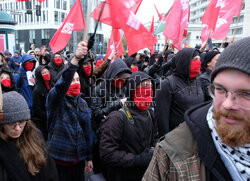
[203,51,220,68]
[0,91,30,125]
[211,37,250,82]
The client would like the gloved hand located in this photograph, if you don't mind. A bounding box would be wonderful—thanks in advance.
[134,148,154,167]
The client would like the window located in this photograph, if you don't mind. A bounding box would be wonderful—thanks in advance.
[61,12,65,22]
[63,0,67,10]
[42,29,50,39]
[55,0,60,9]
[29,30,35,40]
[55,11,58,23]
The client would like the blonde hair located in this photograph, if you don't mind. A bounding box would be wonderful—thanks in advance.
[0,120,47,175]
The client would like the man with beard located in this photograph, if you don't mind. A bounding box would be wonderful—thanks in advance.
[143,37,250,181]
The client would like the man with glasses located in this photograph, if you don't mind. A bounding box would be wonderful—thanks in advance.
[143,37,250,181]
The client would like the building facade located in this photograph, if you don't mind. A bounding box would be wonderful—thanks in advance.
[187,0,250,48]
[0,0,104,54]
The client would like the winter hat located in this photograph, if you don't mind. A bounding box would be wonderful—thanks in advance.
[0,91,30,125]
[3,50,11,56]
[211,37,250,82]
[203,51,220,68]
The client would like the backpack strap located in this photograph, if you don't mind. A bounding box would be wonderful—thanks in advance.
[166,75,176,94]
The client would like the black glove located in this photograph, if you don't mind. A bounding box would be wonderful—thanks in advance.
[134,148,154,167]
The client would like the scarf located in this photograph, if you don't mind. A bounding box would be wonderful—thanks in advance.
[207,106,250,181]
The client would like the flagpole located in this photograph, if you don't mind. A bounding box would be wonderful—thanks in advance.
[116,34,124,49]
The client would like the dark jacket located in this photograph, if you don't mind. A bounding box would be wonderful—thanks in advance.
[47,63,94,162]
[47,56,64,86]
[142,102,232,181]
[91,59,132,130]
[199,68,212,101]
[99,71,158,181]
[32,65,53,140]
[0,139,58,181]
[12,55,22,72]
[14,55,36,115]
[156,48,204,136]
[185,102,233,181]
[0,68,17,93]
[6,57,15,72]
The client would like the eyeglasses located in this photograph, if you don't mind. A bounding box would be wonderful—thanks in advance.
[208,84,250,110]
[5,120,27,129]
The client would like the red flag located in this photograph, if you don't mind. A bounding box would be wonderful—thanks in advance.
[202,0,221,31]
[91,0,143,29]
[163,0,190,50]
[109,0,157,56]
[105,29,124,60]
[49,0,85,53]
[201,0,243,42]
[37,0,47,2]
[16,0,30,1]
[154,4,163,20]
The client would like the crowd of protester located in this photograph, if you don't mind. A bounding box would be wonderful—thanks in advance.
[0,36,249,181]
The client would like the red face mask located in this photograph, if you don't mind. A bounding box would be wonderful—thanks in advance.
[112,79,125,88]
[131,66,138,73]
[96,59,104,67]
[42,73,50,89]
[189,59,201,79]
[54,57,62,67]
[133,87,153,111]
[24,61,35,71]
[1,79,11,87]
[83,65,92,77]
[66,83,81,97]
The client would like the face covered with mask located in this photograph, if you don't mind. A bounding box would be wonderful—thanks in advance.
[66,72,81,97]
[82,61,92,77]
[131,64,138,73]
[0,73,11,88]
[189,55,201,79]
[41,68,50,89]
[54,54,62,67]
[133,80,153,111]
[23,61,35,71]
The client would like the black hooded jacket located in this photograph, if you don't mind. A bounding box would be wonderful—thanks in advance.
[77,59,94,106]
[47,56,64,86]
[91,59,132,130]
[185,102,233,181]
[99,71,158,181]
[156,48,204,136]
[0,68,17,93]
[32,65,53,140]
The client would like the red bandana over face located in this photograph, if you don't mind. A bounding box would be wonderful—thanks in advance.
[112,79,125,88]
[42,73,50,89]
[24,61,35,71]
[189,59,201,79]
[131,66,138,73]
[1,79,11,87]
[66,83,81,97]
[54,57,62,67]
[133,87,153,111]
[83,65,92,77]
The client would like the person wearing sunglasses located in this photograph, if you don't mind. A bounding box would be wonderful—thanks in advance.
[0,91,58,180]
[143,37,250,181]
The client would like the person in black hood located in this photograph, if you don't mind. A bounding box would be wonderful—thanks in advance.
[39,54,51,65]
[90,58,131,173]
[47,52,64,86]
[32,65,53,140]
[199,51,220,101]
[155,48,204,137]
[99,71,158,181]
[124,56,139,73]
[0,68,17,92]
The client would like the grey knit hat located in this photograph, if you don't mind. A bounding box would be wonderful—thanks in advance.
[211,37,250,82]
[0,91,30,125]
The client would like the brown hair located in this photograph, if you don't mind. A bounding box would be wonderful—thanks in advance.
[0,120,47,175]
[0,53,8,69]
